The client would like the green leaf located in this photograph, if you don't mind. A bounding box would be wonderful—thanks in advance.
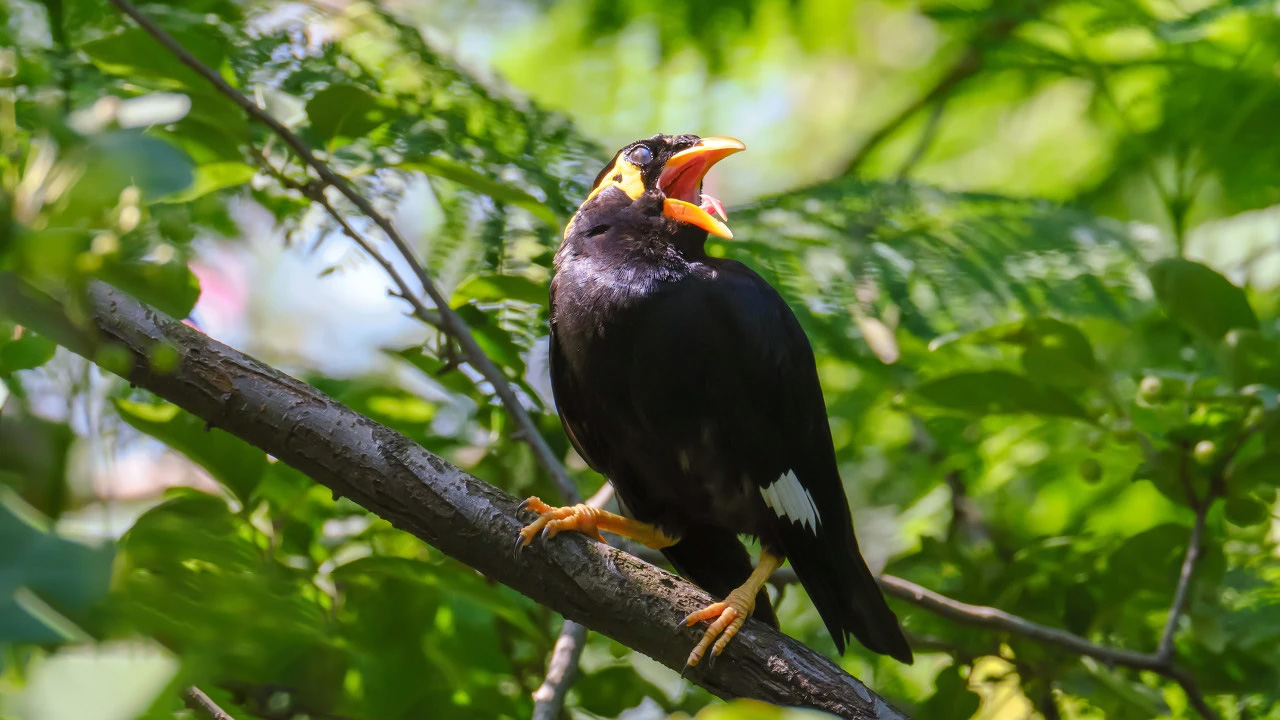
[943,317,1103,388]
[80,26,228,92]
[398,156,560,227]
[914,370,1089,419]
[113,399,267,502]
[919,664,981,720]
[1148,259,1257,341]
[67,132,195,213]
[574,664,671,718]
[0,497,114,643]
[0,331,57,374]
[1218,329,1280,389]
[0,400,73,518]
[1225,496,1271,526]
[16,642,178,720]
[1230,453,1280,493]
[95,258,201,319]
[454,304,526,377]
[118,493,343,695]
[451,273,548,307]
[163,161,257,203]
[1061,659,1169,719]
[305,84,389,144]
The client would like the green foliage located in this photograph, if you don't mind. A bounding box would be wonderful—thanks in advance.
[113,399,267,503]
[2,0,1280,719]
[0,496,114,643]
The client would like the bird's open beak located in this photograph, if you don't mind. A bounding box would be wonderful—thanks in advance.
[659,136,745,239]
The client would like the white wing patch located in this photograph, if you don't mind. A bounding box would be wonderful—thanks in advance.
[760,470,821,531]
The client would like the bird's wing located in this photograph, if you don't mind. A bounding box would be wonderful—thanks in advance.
[708,261,913,663]
[548,284,606,474]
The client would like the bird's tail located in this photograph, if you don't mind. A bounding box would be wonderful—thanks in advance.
[837,532,913,663]
[782,518,912,663]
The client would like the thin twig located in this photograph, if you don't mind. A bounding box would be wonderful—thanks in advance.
[626,545,1174,673]
[841,4,1047,176]
[531,620,587,720]
[895,94,950,181]
[105,0,579,505]
[841,54,979,177]
[181,687,235,720]
[530,483,614,720]
[1168,667,1224,720]
[1158,495,1207,660]
[633,542,1215,704]
[4,274,910,719]
[876,575,1174,672]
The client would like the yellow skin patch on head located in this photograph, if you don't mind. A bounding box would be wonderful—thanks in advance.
[565,156,647,239]
[586,156,646,202]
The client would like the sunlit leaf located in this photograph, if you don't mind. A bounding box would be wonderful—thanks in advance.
[305,84,389,144]
[914,370,1089,418]
[451,273,548,307]
[0,332,57,375]
[1148,259,1257,341]
[398,156,560,227]
[113,399,267,502]
[0,498,114,643]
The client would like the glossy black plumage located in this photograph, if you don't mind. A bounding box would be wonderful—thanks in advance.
[549,134,911,662]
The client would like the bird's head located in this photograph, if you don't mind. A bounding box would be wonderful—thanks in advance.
[568,134,745,242]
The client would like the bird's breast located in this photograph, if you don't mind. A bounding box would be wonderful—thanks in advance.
[549,260,779,537]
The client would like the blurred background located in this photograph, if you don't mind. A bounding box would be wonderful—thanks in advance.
[2,0,1279,718]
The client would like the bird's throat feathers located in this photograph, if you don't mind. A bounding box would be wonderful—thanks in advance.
[560,187,709,268]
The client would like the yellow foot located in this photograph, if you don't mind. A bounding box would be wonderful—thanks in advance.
[682,590,755,669]
[515,497,606,549]
[514,496,680,550]
[679,550,783,670]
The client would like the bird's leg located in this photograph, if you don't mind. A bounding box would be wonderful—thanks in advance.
[516,496,679,549]
[682,550,783,669]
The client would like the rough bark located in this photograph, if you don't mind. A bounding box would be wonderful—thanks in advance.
[0,275,910,720]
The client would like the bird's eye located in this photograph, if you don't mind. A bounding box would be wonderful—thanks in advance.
[628,146,653,165]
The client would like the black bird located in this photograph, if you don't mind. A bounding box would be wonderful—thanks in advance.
[518,134,912,668]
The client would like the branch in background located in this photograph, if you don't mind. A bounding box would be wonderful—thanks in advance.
[181,687,236,720]
[1168,667,1221,720]
[111,2,597,706]
[1158,493,1207,661]
[841,4,1048,177]
[630,550,1223,720]
[530,621,587,720]
[104,0,579,506]
[530,483,613,720]
[895,95,950,182]
[878,575,1174,672]
[258,148,599,720]
[0,275,909,720]
[254,146,600,720]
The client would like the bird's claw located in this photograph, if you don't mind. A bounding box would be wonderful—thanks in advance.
[681,595,752,668]
[514,497,606,549]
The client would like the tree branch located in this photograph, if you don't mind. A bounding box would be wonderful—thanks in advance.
[0,275,909,720]
[633,551,1224,720]
[876,575,1172,672]
[841,4,1047,177]
[1158,496,1207,661]
[258,150,599,719]
[530,484,613,720]
[181,687,236,720]
[894,92,950,182]
[104,0,579,506]
[1167,667,1222,720]
[530,620,587,720]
